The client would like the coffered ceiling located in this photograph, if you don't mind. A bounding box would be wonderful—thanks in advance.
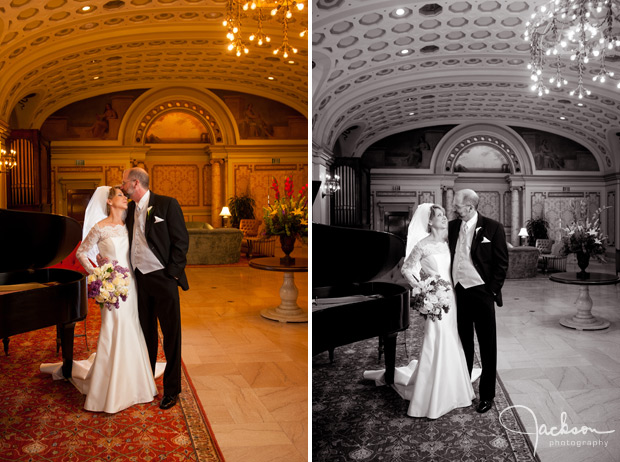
[312,0,620,173]
[0,0,308,129]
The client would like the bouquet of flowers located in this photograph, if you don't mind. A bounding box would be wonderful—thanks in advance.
[559,201,610,262]
[87,260,131,311]
[410,269,452,322]
[263,176,308,238]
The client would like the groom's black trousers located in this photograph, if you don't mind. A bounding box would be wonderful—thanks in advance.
[454,282,497,401]
[135,268,182,397]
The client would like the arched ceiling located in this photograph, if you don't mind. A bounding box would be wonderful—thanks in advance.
[312,0,620,173]
[0,0,308,129]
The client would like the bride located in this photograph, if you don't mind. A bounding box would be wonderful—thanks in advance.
[41,186,159,413]
[364,203,478,419]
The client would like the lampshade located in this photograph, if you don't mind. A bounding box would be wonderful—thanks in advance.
[518,227,528,238]
[219,206,231,218]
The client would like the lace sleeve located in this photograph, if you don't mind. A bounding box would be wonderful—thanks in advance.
[401,243,423,288]
[76,225,100,274]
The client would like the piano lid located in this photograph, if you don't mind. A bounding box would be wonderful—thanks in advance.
[313,223,405,288]
[0,209,82,272]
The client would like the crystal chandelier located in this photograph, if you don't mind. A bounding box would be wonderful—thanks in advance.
[525,0,620,98]
[223,0,306,58]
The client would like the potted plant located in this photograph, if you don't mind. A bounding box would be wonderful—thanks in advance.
[228,194,256,228]
[525,217,549,246]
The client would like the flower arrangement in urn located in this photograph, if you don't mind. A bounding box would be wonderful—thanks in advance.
[263,176,308,264]
[559,200,610,278]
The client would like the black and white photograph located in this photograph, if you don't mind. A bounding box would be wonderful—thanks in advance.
[312,1,620,461]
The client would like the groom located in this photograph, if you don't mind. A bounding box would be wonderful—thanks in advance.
[449,189,508,414]
[121,167,189,410]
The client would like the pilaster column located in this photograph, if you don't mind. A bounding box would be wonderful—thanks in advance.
[511,187,520,247]
[0,119,10,209]
[211,159,223,227]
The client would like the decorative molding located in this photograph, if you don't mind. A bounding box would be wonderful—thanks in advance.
[376,191,416,197]
[58,166,102,173]
[547,192,587,197]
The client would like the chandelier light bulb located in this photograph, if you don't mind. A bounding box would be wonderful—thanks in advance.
[297,3,304,10]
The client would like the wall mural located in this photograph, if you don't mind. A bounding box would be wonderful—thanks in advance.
[453,144,511,173]
[362,125,454,168]
[41,89,146,141]
[511,126,599,171]
[145,112,209,144]
[212,90,307,140]
[41,89,307,141]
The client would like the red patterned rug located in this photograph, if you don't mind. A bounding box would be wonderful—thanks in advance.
[0,300,224,461]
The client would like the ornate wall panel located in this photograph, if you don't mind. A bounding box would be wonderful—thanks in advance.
[531,192,546,220]
[151,165,199,207]
[234,163,308,219]
[542,192,601,241]
[478,191,500,222]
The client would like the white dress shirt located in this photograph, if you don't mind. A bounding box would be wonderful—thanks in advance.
[452,212,485,288]
[131,190,164,274]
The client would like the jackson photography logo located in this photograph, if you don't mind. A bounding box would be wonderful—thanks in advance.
[499,405,615,455]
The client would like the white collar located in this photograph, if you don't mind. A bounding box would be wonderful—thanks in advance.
[137,190,150,210]
[464,212,478,230]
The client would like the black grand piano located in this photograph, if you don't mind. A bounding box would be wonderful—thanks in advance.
[312,223,410,384]
[0,209,88,378]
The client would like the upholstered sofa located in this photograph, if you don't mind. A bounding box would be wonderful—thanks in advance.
[506,246,540,279]
[185,222,243,265]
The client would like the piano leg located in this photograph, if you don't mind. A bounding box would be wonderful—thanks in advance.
[383,333,398,385]
[57,322,76,379]
[2,337,9,355]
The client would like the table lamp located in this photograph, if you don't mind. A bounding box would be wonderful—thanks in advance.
[518,227,528,246]
[220,206,231,227]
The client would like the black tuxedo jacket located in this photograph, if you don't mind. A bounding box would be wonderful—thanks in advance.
[126,191,190,291]
[448,214,509,307]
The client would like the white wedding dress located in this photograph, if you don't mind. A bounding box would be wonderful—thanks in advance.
[41,224,159,413]
[364,241,478,419]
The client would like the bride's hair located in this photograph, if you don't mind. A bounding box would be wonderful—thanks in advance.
[427,204,445,232]
[105,186,121,216]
